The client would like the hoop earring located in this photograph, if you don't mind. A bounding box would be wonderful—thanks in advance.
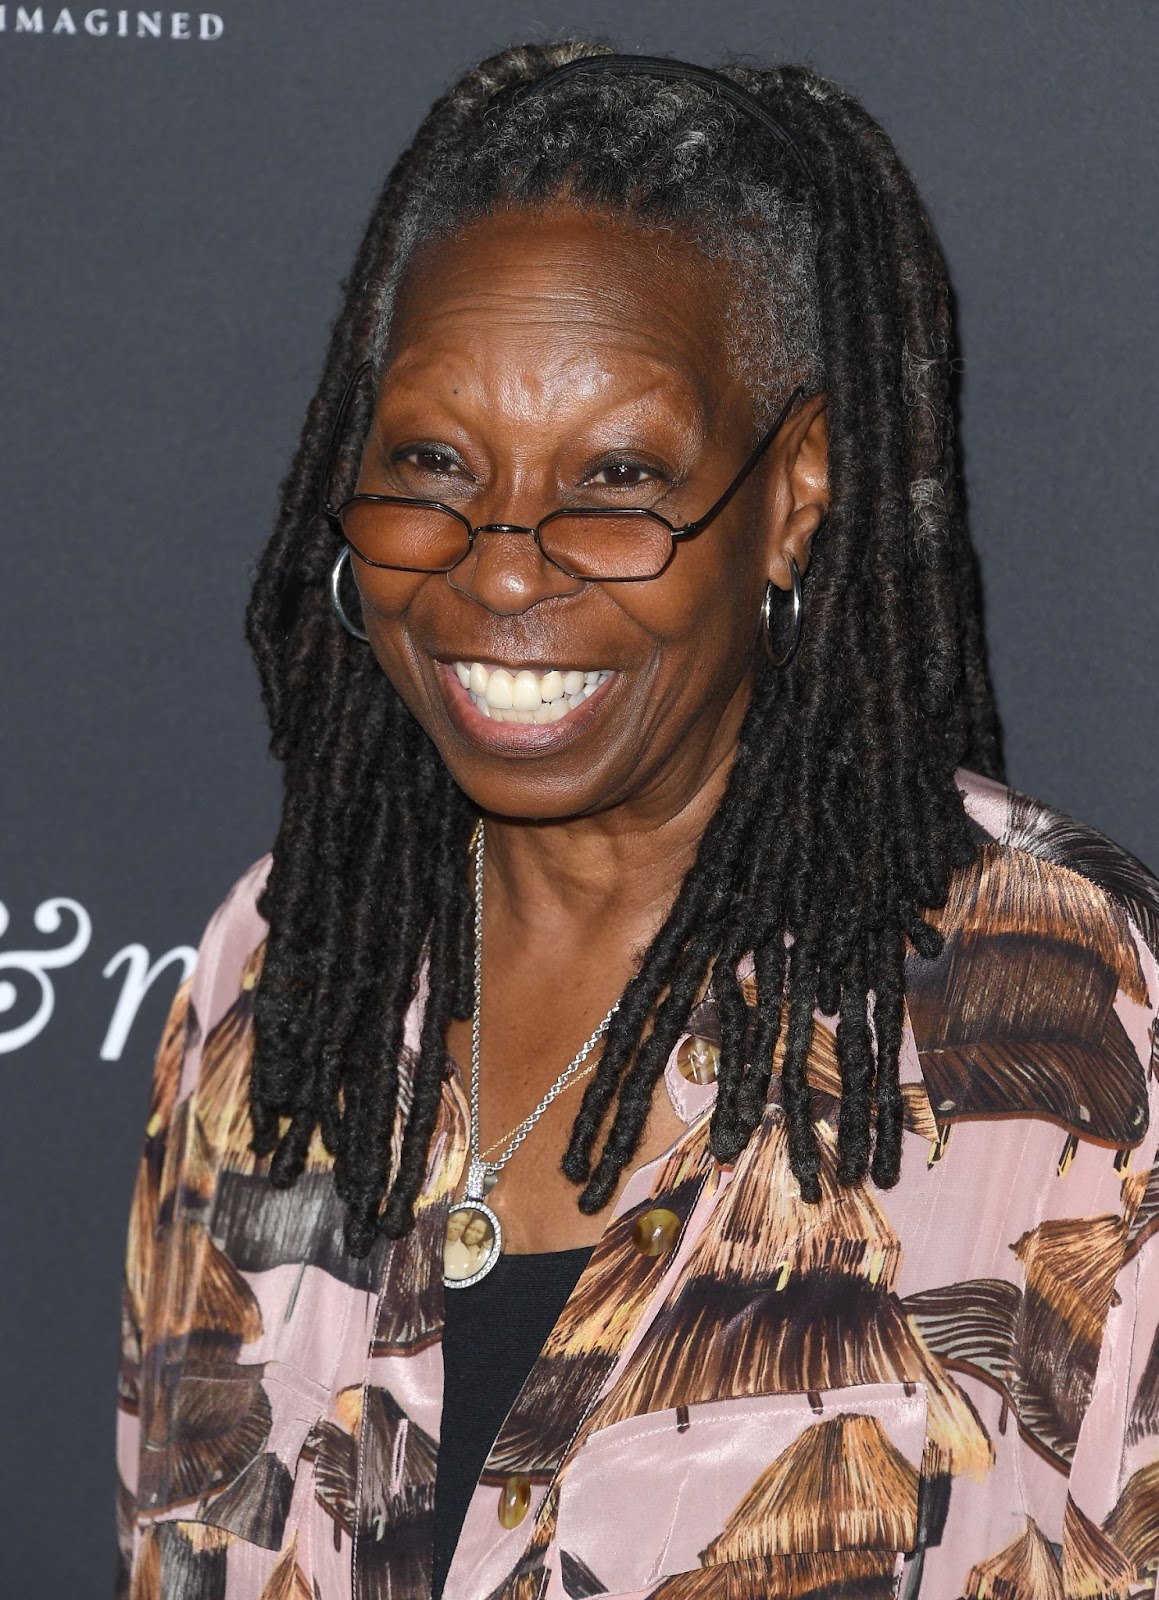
[762,557,803,668]
[330,546,370,642]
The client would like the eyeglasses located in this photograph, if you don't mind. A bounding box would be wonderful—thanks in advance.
[320,362,804,583]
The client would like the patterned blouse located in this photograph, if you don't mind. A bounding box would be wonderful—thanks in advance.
[116,769,1159,1600]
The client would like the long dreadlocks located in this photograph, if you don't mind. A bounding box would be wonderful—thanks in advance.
[245,41,1002,1257]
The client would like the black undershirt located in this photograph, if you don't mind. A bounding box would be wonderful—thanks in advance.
[432,1246,594,1600]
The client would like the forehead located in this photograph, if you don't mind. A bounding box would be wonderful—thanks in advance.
[382,203,743,414]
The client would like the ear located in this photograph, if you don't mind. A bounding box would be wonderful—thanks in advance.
[761,393,829,589]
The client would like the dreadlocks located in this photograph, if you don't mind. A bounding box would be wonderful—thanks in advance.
[245,40,1002,1257]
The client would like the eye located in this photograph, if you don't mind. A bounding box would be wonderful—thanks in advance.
[585,458,666,490]
[392,444,466,477]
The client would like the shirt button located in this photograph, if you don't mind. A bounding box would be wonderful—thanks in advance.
[498,1474,531,1529]
[632,1207,680,1258]
[676,1035,719,1084]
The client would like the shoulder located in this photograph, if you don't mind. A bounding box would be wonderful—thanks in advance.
[905,768,1159,1149]
[193,851,273,962]
[191,851,272,985]
[168,853,272,1097]
[954,766,1159,968]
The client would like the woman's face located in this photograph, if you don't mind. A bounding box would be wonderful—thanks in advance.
[352,203,827,826]
[462,1215,489,1248]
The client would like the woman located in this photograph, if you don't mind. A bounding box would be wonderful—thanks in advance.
[442,1209,471,1281]
[443,1210,496,1284]
[116,41,1159,1600]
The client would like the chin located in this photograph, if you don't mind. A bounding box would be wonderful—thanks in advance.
[438,756,621,823]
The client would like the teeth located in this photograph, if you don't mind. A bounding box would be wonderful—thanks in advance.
[452,661,612,723]
[512,670,541,711]
[484,668,514,709]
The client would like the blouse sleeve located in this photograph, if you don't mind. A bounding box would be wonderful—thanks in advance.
[114,971,194,1598]
[1089,1168,1159,1591]
[1064,914,1159,1590]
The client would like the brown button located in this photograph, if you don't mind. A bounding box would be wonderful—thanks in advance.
[632,1207,680,1258]
[676,1035,719,1085]
[498,1474,531,1529]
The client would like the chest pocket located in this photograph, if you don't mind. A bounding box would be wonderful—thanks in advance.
[137,1354,326,1551]
[552,1383,927,1598]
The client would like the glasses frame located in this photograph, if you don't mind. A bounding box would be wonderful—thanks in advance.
[320,361,805,583]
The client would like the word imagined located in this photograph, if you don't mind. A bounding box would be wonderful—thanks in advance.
[0,896,195,1061]
[0,8,224,36]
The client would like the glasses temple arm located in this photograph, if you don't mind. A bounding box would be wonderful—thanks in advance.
[679,385,806,536]
[319,361,373,521]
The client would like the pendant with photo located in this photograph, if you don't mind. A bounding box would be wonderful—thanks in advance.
[443,1199,503,1288]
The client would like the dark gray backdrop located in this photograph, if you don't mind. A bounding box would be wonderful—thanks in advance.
[1,1,1156,1591]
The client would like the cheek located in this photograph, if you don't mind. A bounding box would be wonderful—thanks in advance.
[354,570,433,688]
[352,564,426,628]
[612,525,764,674]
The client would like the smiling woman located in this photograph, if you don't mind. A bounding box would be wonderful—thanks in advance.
[116,40,1159,1600]
[338,204,824,817]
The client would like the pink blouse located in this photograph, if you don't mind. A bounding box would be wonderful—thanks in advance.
[116,768,1159,1598]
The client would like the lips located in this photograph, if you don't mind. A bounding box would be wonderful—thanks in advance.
[433,657,617,752]
[452,660,613,724]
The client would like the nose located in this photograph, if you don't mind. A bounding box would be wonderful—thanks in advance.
[446,522,584,614]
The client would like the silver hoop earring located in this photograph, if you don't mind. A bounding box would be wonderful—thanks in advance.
[762,557,803,668]
[330,546,369,642]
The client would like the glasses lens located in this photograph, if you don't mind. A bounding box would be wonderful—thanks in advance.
[340,501,470,572]
[539,511,674,580]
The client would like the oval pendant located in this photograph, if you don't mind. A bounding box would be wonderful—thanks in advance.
[443,1198,503,1288]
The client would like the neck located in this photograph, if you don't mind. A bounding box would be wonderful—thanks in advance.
[479,738,737,954]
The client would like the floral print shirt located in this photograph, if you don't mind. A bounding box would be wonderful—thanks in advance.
[117,769,1159,1600]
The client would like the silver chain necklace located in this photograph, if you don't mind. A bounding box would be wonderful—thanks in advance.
[442,821,619,1289]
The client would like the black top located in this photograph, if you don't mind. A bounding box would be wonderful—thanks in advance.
[432,1246,594,1600]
